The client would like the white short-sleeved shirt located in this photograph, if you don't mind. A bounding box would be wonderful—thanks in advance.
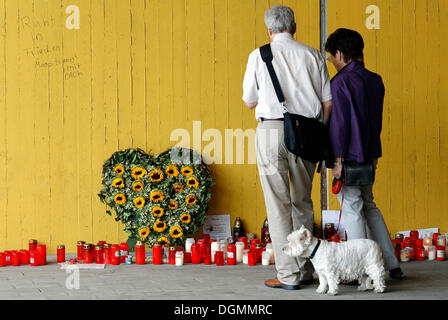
[242,33,332,121]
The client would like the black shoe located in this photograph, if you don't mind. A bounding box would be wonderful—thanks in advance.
[298,278,315,286]
[389,267,403,280]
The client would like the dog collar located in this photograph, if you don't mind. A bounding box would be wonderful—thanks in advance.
[307,240,321,260]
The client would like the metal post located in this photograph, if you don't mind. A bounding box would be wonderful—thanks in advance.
[320,0,328,213]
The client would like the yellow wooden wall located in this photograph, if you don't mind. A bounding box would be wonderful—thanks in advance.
[0,0,446,253]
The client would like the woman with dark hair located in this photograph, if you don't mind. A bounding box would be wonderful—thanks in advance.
[325,28,403,280]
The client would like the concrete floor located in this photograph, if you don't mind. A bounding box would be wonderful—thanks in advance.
[0,254,447,300]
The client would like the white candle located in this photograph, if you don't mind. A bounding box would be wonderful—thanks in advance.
[235,242,244,263]
[220,239,228,261]
[185,238,195,253]
[211,241,221,263]
[428,246,436,261]
[175,251,184,266]
[265,243,274,264]
[242,249,250,265]
[262,251,270,266]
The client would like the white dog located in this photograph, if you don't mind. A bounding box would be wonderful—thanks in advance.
[283,226,386,295]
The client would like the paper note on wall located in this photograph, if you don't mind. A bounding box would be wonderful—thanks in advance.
[203,214,232,241]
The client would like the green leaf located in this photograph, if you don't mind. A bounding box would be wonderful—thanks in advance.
[127,236,138,251]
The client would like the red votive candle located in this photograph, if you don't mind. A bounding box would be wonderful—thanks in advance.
[437,246,445,261]
[248,251,256,266]
[95,245,104,264]
[20,250,30,265]
[416,246,426,260]
[29,239,37,252]
[184,252,191,263]
[410,230,419,240]
[120,242,129,264]
[11,251,21,266]
[203,246,212,264]
[227,244,236,265]
[250,239,260,249]
[110,244,121,265]
[30,250,39,266]
[103,244,111,264]
[169,247,176,265]
[202,234,211,242]
[98,241,107,246]
[4,251,11,265]
[238,237,248,249]
[215,251,224,266]
[416,238,423,248]
[83,244,93,263]
[57,245,65,263]
[77,241,85,261]
[0,252,5,267]
[37,245,46,265]
[152,243,163,265]
[191,244,202,264]
[135,241,146,265]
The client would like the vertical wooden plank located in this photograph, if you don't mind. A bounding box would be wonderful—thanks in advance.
[0,0,6,250]
[402,0,417,230]
[130,0,146,149]
[439,0,448,234]
[414,0,428,229]
[426,0,440,230]
[61,0,80,248]
[145,0,160,153]
[90,0,108,246]
[158,0,173,153]
[116,0,132,152]
[46,0,65,250]
[172,0,186,132]
[75,0,93,243]
[104,0,120,243]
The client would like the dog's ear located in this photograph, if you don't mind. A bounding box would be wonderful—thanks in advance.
[302,227,312,245]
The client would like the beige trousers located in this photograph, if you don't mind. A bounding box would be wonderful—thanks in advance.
[255,120,316,285]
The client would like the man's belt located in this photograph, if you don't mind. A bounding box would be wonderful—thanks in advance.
[260,117,284,122]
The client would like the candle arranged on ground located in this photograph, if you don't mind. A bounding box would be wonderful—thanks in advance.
[103,244,111,264]
[169,247,176,265]
[211,240,220,263]
[95,245,104,264]
[29,239,37,252]
[227,244,236,265]
[0,252,5,267]
[135,241,146,265]
[215,251,224,266]
[248,250,256,266]
[20,250,30,265]
[185,238,195,253]
[11,251,21,266]
[191,244,201,264]
[110,244,121,265]
[262,251,270,266]
[57,245,65,263]
[83,244,93,263]
[77,241,85,261]
[152,243,163,265]
[175,251,184,266]
[120,243,129,264]
[37,244,46,265]
[428,246,436,261]
[30,250,39,266]
[235,242,244,263]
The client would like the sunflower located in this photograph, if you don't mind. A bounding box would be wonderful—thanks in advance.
[186,176,199,189]
[131,167,147,180]
[153,219,167,233]
[149,190,164,202]
[173,183,184,193]
[181,166,194,176]
[133,196,145,208]
[180,213,191,224]
[169,226,183,238]
[114,165,125,176]
[132,181,144,192]
[112,177,125,189]
[114,193,126,205]
[139,226,150,238]
[168,199,179,210]
[148,168,164,182]
[151,206,164,218]
[157,236,170,246]
[165,164,179,177]
[185,194,198,206]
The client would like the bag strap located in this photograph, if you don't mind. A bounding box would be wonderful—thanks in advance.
[260,44,286,106]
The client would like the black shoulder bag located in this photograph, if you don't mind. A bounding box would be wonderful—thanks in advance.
[259,44,332,167]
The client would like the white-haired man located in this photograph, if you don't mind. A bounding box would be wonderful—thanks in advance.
[242,5,333,290]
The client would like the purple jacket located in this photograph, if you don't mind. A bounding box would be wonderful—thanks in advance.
[329,61,385,164]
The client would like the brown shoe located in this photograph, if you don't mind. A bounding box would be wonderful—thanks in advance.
[264,278,300,290]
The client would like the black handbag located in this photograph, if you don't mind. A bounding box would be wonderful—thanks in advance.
[259,44,332,166]
[342,161,376,186]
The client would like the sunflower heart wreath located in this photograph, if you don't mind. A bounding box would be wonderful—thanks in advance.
[98,147,214,248]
